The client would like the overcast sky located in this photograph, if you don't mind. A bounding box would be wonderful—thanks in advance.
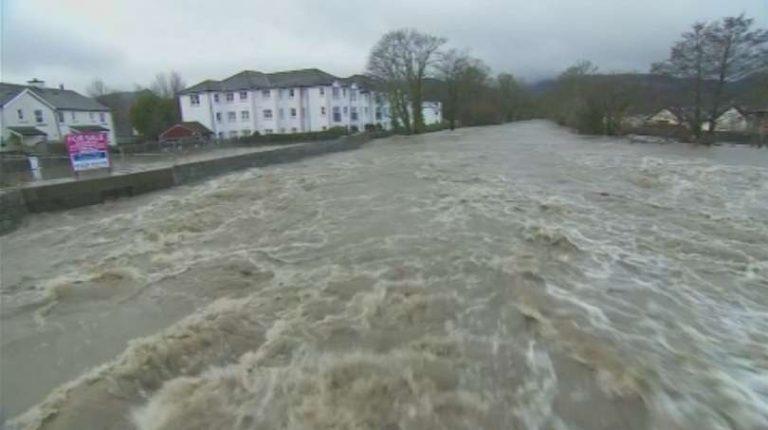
[1,0,766,93]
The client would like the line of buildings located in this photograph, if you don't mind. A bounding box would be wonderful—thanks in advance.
[0,68,443,151]
[632,106,768,134]
[177,68,441,139]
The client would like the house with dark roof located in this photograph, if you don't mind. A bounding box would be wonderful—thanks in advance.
[158,121,213,142]
[0,79,116,151]
[178,68,442,138]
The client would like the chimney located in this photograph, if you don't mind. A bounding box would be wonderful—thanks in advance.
[59,84,64,90]
[27,78,46,88]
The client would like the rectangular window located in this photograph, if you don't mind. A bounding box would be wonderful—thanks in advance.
[228,111,236,122]
[99,112,106,123]
[263,109,273,119]
[226,92,234,102]
[319,87,325,96]
[190,94,200,105]
[332,87,340,99]
[332,107,341,123]
[58,111,64,122]
[351,107,358,121]
[291,127,297,133]
[214,94,220,103]
[262,89,270,98]
[71,112,77,122]
[322,126,327,131]
[216,112,222,122]
[239,91,248,100]
[265,129,273,134]
[34,109,44,123]
[218,132,224,139]
[279,108,285,119]
[288,89,295,98]
[229,131,238,138]
[89,112,95,121]
[321,106,326,115]
[241,129,251,136]
[343,106,348,115]
[279,127,286,133]
[290,108,297,118]
[350,90,357,101]
[375,108,382,120]
[279,89,284,99]
[17,109,24,120]
[342,88,347,97]
[241,110,250,121]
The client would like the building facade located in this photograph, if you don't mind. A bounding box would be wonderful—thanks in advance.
[0,80,116,151]
[179,69,441,138]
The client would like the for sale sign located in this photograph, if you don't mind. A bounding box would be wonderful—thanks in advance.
[66,132,110,172]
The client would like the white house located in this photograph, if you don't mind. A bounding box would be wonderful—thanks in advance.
[0,80,116,151]
[178,69,442,138]
[646,108,683,126]
[702,106,749,132]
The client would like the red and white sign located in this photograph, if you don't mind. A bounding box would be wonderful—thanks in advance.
[66,132,110,172]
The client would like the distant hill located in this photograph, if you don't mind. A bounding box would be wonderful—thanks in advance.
[527,72,768,114]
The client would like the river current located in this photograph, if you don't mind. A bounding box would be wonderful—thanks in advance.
[2,121,767,429]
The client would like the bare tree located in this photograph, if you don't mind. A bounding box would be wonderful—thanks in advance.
[86,78,109,97]
[703,15,768,135]
[496,73,529,122]
[368,29,445,133]
[436,48,471,130]
[653,15,767,141]
[168,71,186,96]
[151,71,186,98]
[652,23,709,139]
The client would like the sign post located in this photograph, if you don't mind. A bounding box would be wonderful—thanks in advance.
[66,132,111,177]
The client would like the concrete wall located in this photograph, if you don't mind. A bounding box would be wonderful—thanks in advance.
[0,189,28,233]
[0,135,370,235]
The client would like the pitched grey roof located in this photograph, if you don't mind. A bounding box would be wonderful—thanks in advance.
[0,83,27,106]
[180,68,365,94]
[0,82,109,111]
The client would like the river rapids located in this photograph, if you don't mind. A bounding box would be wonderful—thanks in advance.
[2,121,767,429]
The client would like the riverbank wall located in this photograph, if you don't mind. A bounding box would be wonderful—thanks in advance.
[1,134,370,235]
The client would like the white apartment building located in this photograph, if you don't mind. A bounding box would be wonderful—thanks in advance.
[178,69,441,138]
[0,80,116,151]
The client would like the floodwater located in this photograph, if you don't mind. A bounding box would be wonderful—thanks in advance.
[2,121,767,430]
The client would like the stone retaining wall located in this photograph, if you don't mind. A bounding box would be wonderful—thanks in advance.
[1,135,369,235]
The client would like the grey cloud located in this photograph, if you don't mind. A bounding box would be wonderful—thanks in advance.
[2,0,765,92]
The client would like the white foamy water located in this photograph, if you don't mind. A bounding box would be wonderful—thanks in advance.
[2,121,767,429]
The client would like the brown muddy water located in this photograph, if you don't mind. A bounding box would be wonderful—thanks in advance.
[2,121,767,430]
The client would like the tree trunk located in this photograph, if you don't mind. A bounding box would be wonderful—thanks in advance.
[707,39,732,138]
